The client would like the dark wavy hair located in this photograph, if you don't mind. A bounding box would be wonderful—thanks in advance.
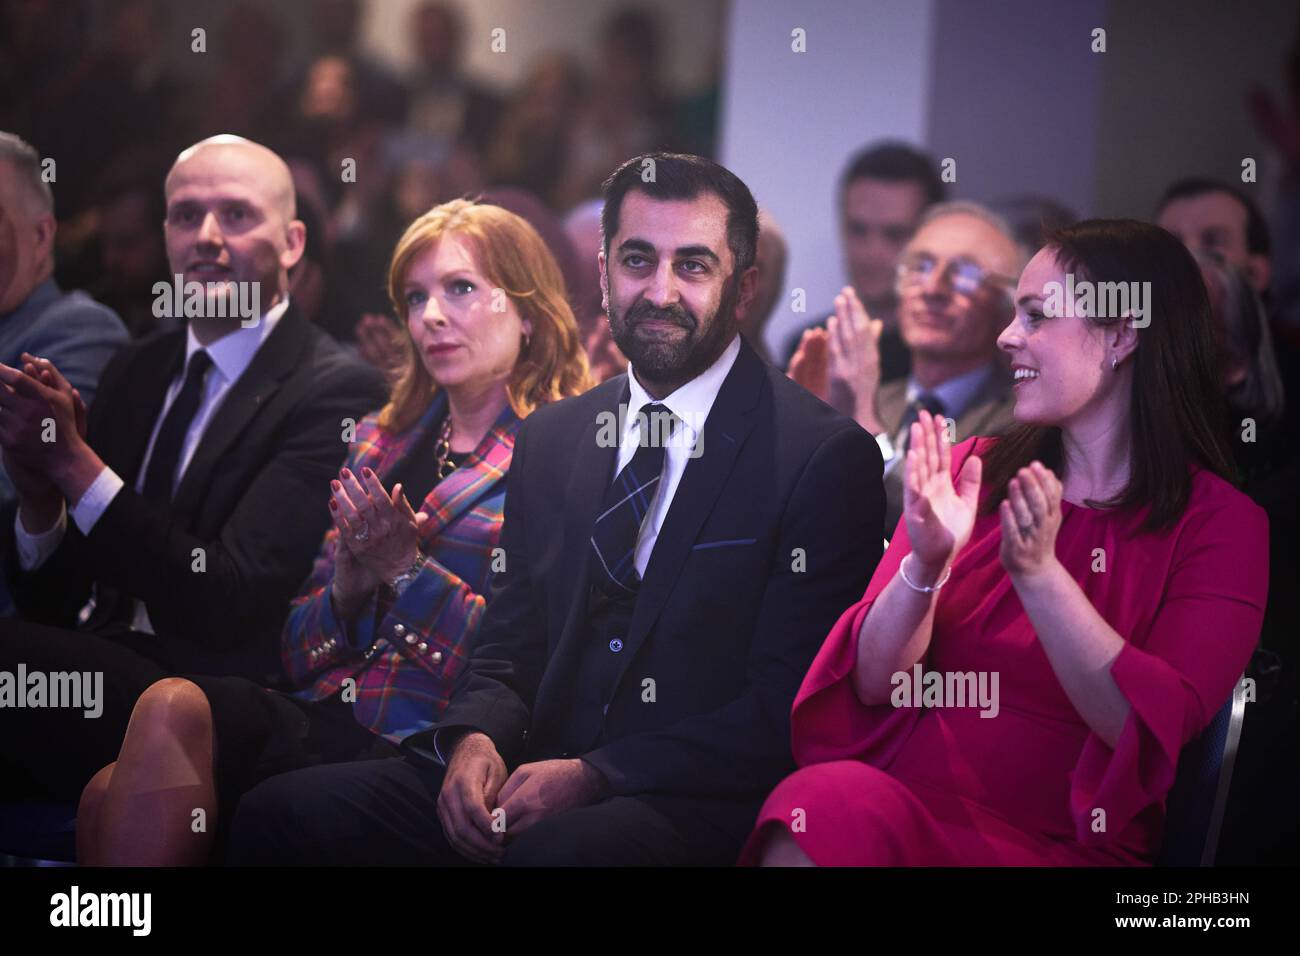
[979,218,1235,532]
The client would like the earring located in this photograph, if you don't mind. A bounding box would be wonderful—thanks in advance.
[1111,356,1118,371]
[522,332,531,349]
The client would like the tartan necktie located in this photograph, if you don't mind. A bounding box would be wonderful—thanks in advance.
[897,392,946,453]
[142,350,213,503]
[588,402,678,595]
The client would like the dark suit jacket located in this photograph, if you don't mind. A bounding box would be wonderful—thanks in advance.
[408,338,885,802]
[876,366,1016,534]
[11,305,388,680]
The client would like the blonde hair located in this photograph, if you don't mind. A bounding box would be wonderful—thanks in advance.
[379,198,593,433]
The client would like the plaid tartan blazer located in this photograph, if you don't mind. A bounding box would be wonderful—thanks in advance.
[280,391,520,741]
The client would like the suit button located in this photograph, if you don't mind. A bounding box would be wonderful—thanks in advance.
[609,638,623,653]
[417,642,428,653]
[393,624,406,638]
[431,651,443,664]
[405,633,416,645]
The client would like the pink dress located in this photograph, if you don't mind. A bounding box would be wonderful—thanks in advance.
[738,437,1269,866]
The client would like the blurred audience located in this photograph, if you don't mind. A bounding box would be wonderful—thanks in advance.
[744,208,788,365]
[565,198,627,381]
[0,132,129,615]
[990,194,1078,257]
[1156,179,1272,295]
[0,136,386,805]
[780,141,947,377]
[790,201,1022,532]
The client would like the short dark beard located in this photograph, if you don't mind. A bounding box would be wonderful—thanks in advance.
[608,273,741,395]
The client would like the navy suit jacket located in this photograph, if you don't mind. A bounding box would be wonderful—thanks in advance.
[408,337,885,802]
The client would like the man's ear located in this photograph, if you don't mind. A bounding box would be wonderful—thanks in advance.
[733,264,759,324]
[32,212,56,267]
[1245,253,1271,296]
[281,219,307,272]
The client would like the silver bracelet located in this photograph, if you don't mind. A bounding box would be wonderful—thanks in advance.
[899,553,951,593]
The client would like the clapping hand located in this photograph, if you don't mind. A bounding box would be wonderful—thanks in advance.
[902,409,982,579]
[787,326,830,401]
[328,466,428,617]
[998,462,1063,578]
[825,287,885,432]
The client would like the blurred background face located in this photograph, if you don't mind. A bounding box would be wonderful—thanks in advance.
[896,213,1019,365]
[601,190,742,383]
[300,55,358,121]
[402,232,526,393]
[841,177,928,307]
[163,144,303,312]
[100,189,167,299]
[0,160,51,313]
[1157,192,1250,268]
[998,247,1112,427]
[743,216,786,341]
[413,3,459,72]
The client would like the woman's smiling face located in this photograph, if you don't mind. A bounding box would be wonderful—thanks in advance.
[997,247,1118,428]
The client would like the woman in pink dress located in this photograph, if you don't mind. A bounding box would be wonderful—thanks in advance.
[741,219,1269,866]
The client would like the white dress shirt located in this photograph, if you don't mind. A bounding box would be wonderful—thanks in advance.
[619,333,741,578]
[15,300,290,633]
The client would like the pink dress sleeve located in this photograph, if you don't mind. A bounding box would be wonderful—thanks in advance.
[789,438,984,769]
[1069,483,1269,846]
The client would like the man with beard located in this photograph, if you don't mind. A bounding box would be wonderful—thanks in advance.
[227,152,885,866]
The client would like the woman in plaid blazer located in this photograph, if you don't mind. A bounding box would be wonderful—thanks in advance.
[77,199,592,864]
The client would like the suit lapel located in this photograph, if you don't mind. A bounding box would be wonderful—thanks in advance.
[415,396,522,539]
[611,341,765,683]
[102,333,186,487]
[877,379,908,435]
[170,306,309,515]
[955,369,1014,440]
[530,377,627,729]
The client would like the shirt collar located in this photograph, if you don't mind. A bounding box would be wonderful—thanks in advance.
[624,333,742,445]
[905,362,995,419]
[183,297,290,382]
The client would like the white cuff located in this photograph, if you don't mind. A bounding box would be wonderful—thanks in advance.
[875,431,896,463]
[14,503,68,571]
[70,467,125,535]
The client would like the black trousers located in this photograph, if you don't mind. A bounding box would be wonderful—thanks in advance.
[0,619,172,800]
[227,755,761,866]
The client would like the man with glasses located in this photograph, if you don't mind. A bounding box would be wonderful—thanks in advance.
[782,142,946,378]
[792,201,1022,533]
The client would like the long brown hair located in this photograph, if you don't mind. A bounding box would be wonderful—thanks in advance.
[378,198,593,433]
[980,219,1235,532]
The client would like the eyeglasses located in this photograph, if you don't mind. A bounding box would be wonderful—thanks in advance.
[896,253,1018,297]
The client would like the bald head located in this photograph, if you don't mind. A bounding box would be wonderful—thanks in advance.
[166,135,296,222]
[162,135,306,333]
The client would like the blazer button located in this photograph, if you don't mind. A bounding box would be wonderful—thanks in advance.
[417,642,428,653]
[393,624,406,638]
[405,634,417,645]
[609,638,623,653]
